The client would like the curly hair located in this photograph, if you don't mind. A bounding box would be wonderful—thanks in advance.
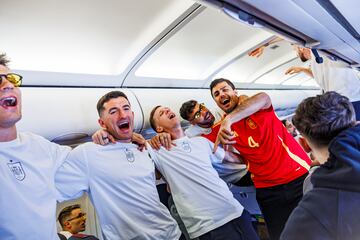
[292,91,355,146]
[179,100,197,121]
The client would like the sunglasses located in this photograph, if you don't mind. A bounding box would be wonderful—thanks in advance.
[67,212,87,222]
[0,73,23,87]
[190,103,205,121]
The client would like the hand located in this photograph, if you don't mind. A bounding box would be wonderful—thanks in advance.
[92,129,115,145]
[148,132,175,151]
[285,66,305,75]
[248,46,265,58]
[213,119,236,153]
[132,132,147,151]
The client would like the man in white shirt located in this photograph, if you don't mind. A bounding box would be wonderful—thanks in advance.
[248,38,360,120]
[55,91,181,240]
[286,45,360,120]
[0,53,72,240]
[148,105,259,240]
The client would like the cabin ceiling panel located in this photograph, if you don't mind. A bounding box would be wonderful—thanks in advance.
[133,6,271,84]
[213,41,297,83]
[1,0,193,79]
[254,58,306,85]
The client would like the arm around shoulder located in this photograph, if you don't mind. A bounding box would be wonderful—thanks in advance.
[55,145,89,201]
[226,92,272,125]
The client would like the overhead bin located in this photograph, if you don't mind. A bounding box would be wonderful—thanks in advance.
[198,0,360,66]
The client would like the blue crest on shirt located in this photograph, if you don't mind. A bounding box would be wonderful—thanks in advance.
[7,161,26,181]
[125,148,135,163]
[182,141,191,153]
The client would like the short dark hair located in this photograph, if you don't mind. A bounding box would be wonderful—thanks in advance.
[209,78,235,97]
[180,100,197,121]
[0,53,10,67]
[58,204,81,228]
[149,105,161,131]
[97,91,129,116]
[293,91,356,146]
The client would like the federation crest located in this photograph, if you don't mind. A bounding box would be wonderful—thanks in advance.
[7,161,26,181]
[246,118,257,129]
[125,148,135,163]
[181,141,191,153]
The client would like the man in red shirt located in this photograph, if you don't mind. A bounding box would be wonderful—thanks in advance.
[209,78,311,240]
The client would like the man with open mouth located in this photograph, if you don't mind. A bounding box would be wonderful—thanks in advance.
[55,91,181,240]
[209,78,312,240]
[147,105,259,240]
[0,53,72,240]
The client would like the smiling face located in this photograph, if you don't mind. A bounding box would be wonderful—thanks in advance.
[211,81,239,114]
[0,64,22,129]
[152,106,180,133]
[188,103,215,128]
[98,96,134,142]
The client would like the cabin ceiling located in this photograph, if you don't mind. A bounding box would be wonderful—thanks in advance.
[1,0,321,89]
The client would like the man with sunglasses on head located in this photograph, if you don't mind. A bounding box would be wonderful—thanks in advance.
[58,204,99,240]
[0,53,72,240]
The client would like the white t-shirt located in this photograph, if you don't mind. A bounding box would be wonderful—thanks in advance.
[55,142,181,240]
[185,125,247,183]
[310,53,360,102]
[148,136,244,239]
[0,132,71,240]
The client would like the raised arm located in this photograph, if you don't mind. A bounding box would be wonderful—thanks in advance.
[285,66,313,78]
[213,92,271,152]
[225,92,272,127]
[248,36,283,57]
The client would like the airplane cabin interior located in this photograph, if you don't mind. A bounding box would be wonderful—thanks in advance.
[1,0,359,239]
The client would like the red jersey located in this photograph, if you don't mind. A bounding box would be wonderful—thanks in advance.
[202,106,311,188]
